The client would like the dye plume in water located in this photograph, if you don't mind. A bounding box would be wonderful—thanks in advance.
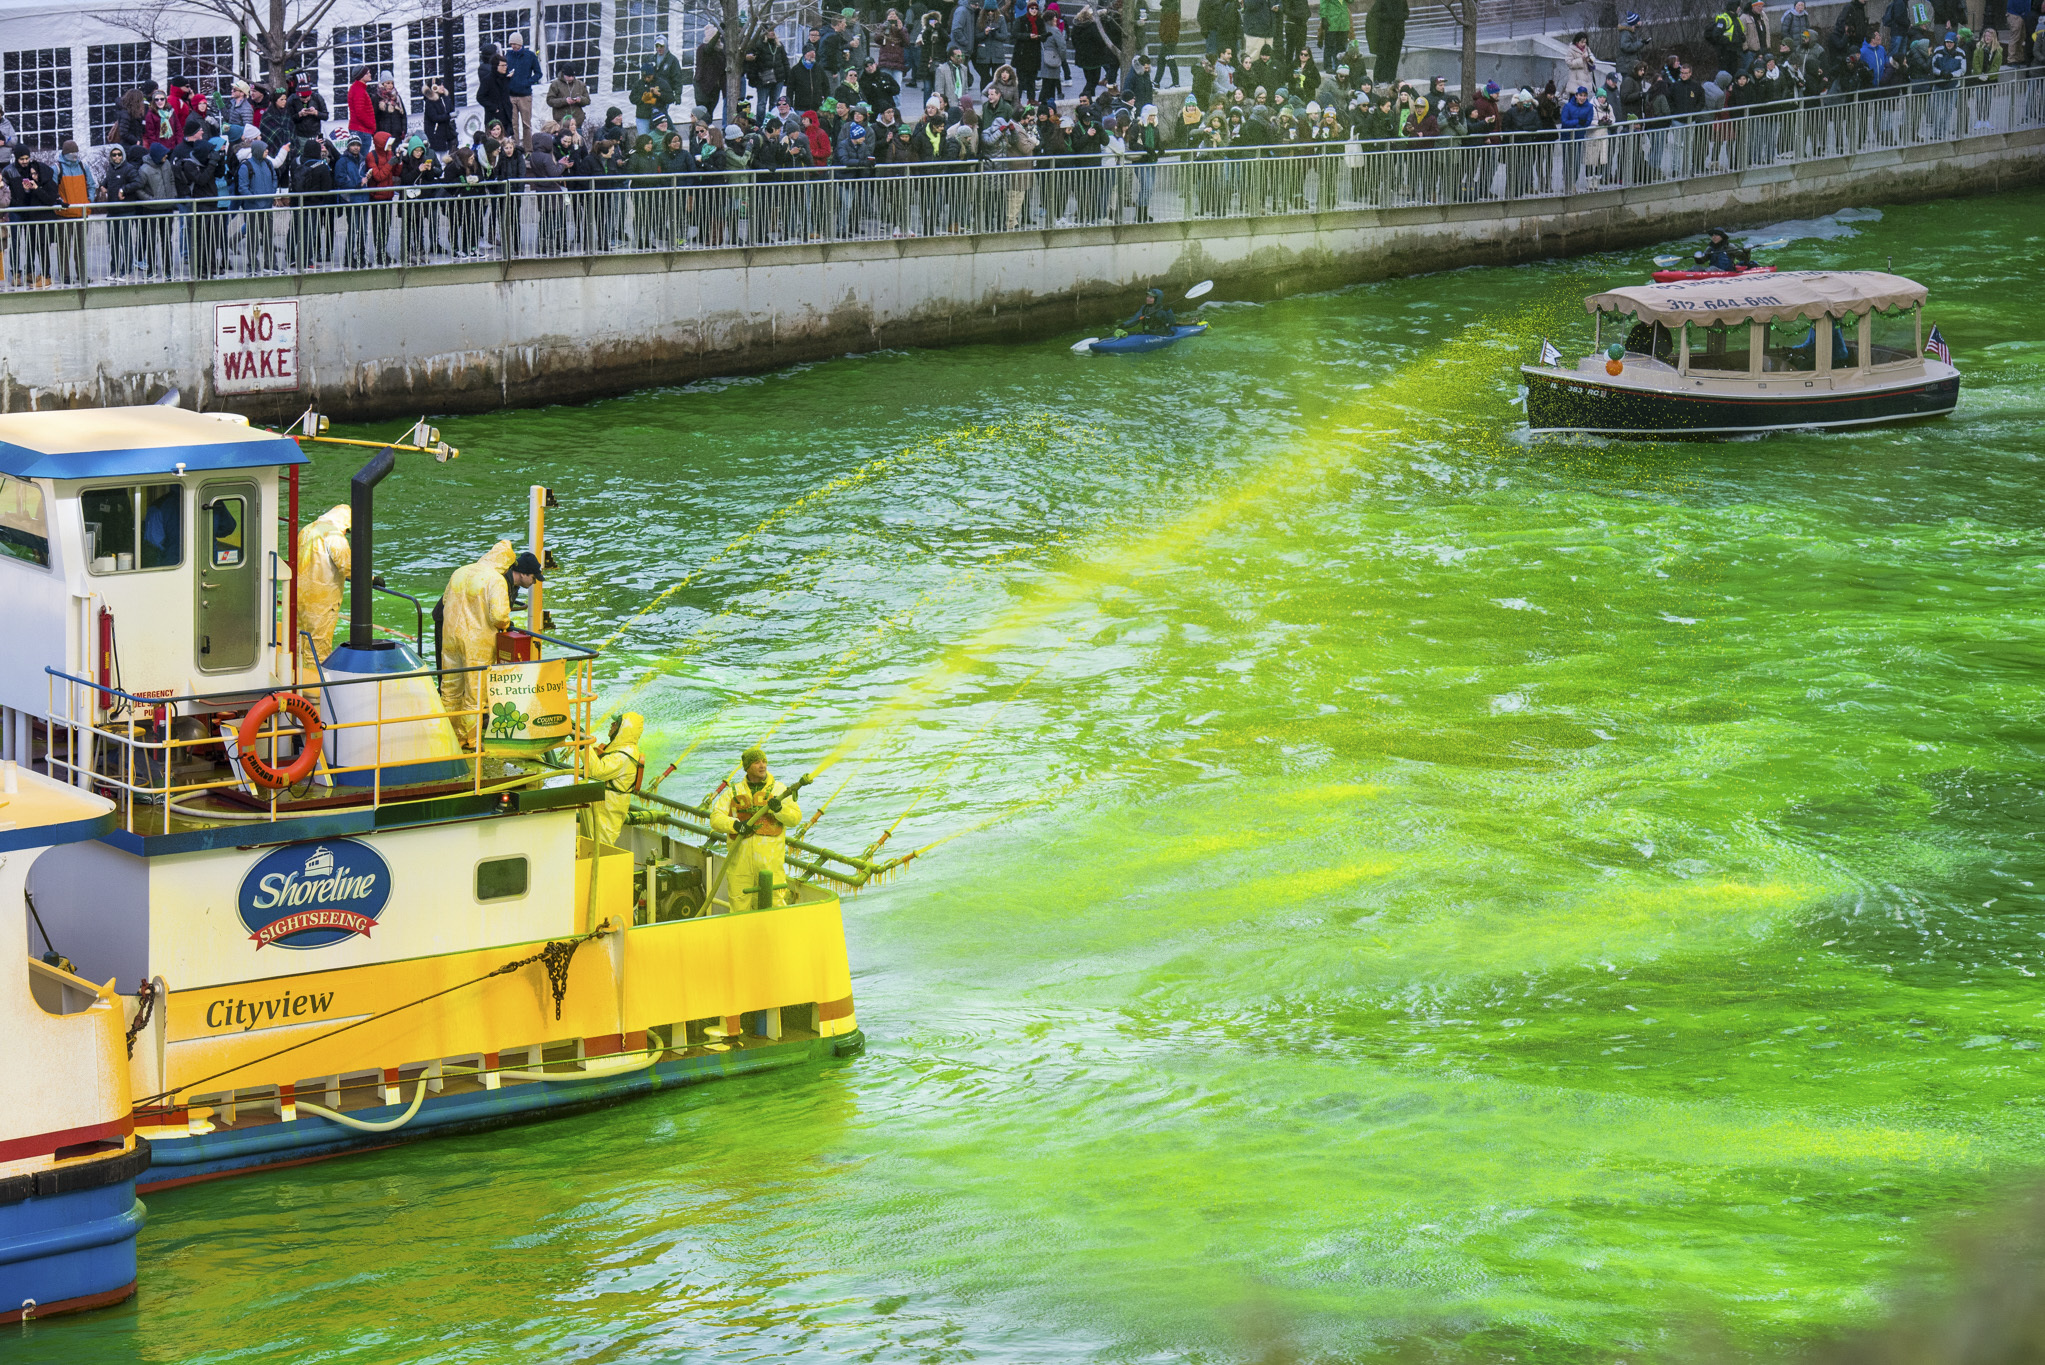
[30,189,2045,1364]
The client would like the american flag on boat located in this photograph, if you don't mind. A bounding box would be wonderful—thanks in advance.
[1926,324,1951,364]
[1539,339,1561,366]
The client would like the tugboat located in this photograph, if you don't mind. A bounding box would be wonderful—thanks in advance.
[0,759,145,1323]
[0,406,892,1209]
[1523,271,1960,438]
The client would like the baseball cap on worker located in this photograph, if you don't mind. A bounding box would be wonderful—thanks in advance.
[511,550,544,580]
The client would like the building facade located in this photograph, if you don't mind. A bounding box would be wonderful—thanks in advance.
[0,0,734,150]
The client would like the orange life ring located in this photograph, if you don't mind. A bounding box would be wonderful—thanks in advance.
[237,692,324,790]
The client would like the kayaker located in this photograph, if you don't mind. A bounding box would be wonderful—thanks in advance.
[1692,227,1752,272]
[1117,286,1177,337]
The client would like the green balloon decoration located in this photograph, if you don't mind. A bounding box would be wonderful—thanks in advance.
[1607,342,1626,361]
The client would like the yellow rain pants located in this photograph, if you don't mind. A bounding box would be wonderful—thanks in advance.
[711,772,803,911]
[439,539,514,746]
[295,504,352,676]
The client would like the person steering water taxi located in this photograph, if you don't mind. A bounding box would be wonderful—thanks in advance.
[1117,286,1177,337]
[711,746,803,912]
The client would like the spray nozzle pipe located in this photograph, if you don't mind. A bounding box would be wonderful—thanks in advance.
[647,761,679,793]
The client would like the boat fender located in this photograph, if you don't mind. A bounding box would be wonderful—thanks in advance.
[236,692,324,790]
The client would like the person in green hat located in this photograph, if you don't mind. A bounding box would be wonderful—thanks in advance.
[711,747,804,911]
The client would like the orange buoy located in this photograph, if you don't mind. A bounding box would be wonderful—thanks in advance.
[237,692,324,789]
[1606,358,1624,376]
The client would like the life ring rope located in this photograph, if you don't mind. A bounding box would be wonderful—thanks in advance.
[237,692,324,790]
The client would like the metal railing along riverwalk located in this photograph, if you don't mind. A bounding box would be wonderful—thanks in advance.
[4,76,2039,292]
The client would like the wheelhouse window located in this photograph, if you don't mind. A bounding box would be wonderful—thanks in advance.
[0,474,50,568]
[83,484,183,573]
[476,855,530,902]
[1761,315,1820,373]
[206,494,247,568]
[1685,321,1750,374]
[1869,306,1920,366]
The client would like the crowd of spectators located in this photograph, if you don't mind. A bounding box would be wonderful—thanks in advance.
[0,0,2039,285]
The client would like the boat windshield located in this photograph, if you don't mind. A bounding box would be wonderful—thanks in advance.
[1686,321,1750,374]
[1836,311,1862,370]
[1870,305,1920,365]
[1622,320,1678,365]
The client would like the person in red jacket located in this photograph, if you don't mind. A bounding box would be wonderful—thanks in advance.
[347,66,376,137]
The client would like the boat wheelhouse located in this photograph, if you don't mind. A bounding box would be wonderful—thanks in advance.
[0,406,869,1214]
[1523,271,1959,437]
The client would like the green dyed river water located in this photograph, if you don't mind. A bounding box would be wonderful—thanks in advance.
[35,187,2045,1364]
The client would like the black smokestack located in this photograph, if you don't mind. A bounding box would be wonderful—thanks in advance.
[348,448,397,649]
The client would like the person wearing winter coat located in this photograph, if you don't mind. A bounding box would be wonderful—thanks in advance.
[1362,0,1407,83]
[5,147,57,286]
[789,49,832,111]
[548,68,593,127]
[374,79,409,140]
[501,32,543,147]
[1038,24,1075,102]
[629,61,675,134]
[99,142,143,276]
[233,127,288,270]
[289,74,329,138]
[333,132,377,267]
[422,83,458,151]
[132,144,178,274]
[696,30,729,122]
[859,55,904,114]
[1201,0,1245,59]
[934,47,976,106]
[286,137,335,269]
[1564,32,1598,91]
[478,53,515,132]
[747,31,792,110]
[1072,7,1123,97]
[347,67,377,136]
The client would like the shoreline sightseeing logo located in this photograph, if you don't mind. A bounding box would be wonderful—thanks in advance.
[238,840,392,949]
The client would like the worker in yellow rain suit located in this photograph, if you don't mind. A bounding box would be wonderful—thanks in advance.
[710,745,802,911]
[585,711,645,848]
[438,539,533,747]
[295,505,352,675]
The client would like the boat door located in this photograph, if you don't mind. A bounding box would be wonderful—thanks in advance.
[195,479,260,673]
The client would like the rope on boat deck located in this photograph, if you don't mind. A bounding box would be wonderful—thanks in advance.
[132,925,610,1110]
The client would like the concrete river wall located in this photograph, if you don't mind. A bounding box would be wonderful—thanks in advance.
[2,82,2042,421]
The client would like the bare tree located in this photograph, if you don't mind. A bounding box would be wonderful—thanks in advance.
[1439,0,1478,99]
[679,0,809,123]
[107,0,490,92]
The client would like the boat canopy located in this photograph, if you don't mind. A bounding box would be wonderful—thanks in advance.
[0,407,306,481]
[1584,271,1929,327]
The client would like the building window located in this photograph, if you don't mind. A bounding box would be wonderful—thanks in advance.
[613,0,666,90]
[165,36,235,86]
[3,48,73,150]
[331,23,395,107]
[82,485,183,574]
[408,18,467,105]
[477,9,534,59]
[87,44,152,145]
[475,855,530,902]
[542,3,601,81]
[0,475,50,570]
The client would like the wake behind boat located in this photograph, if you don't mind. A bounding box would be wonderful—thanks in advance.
[1522,271,1959,438]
